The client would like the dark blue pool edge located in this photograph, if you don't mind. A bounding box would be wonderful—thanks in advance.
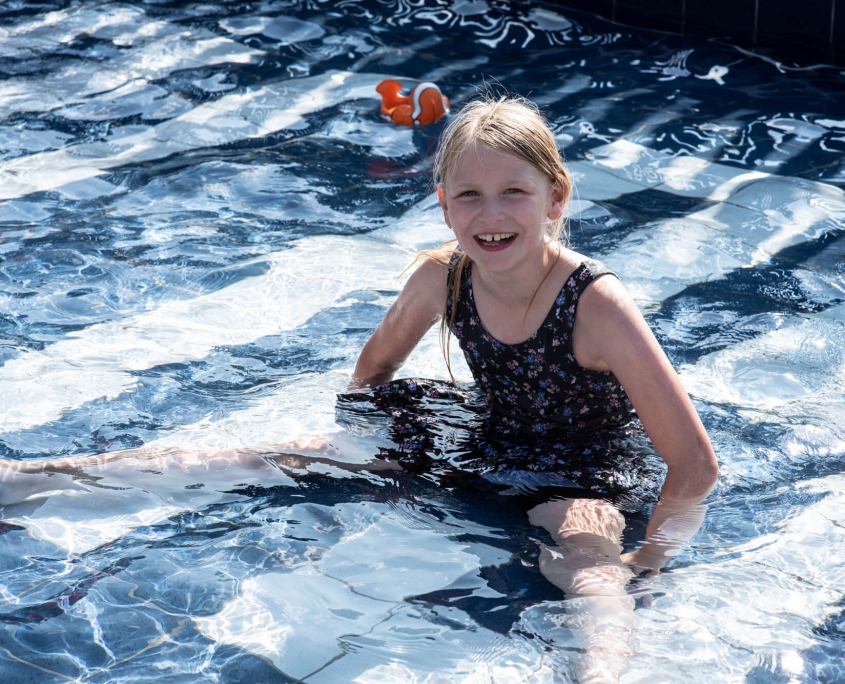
[542,0,844,67]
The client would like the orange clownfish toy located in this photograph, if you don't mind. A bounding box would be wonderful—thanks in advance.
[376,79,450,127]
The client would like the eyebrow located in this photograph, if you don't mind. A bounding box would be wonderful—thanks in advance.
[449,177,535,191]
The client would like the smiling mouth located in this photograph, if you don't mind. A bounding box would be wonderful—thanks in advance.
[475,233,515,248]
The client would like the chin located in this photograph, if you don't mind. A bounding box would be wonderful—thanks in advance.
[471,253,522,273]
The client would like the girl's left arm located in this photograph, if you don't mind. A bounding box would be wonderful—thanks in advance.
[574,276,719,502]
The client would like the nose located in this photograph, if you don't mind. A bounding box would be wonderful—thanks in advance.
[477,196,504,225]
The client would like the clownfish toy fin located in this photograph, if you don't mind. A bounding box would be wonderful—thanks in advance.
[376,80,450,127]
[376,79,406,117]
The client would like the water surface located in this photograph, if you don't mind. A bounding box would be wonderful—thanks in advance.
[1,1,844,681]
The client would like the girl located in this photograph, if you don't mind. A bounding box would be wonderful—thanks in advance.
[354,95,716,499]
[351,95,718,682]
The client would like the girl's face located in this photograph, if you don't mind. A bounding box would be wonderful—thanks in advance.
[438,144,564,275]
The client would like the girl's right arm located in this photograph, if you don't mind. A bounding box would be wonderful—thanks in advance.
[352,256,448,388]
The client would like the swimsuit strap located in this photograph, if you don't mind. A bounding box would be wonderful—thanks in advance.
[562,258,618,308]
[580,257,615,279]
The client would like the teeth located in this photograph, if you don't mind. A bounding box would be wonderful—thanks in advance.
[478,233,514,243]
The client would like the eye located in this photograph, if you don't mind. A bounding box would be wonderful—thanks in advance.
[459,190,479,197]
[504,187,524,194]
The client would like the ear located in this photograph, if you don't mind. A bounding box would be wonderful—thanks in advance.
[437,185,452,229]
[547,182,565,221]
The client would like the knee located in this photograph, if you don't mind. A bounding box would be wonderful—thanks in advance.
[528,499,574,533]
[529,498,626,543]
[563,498,626,541]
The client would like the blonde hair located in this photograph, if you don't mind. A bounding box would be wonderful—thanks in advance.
[423,95,573,382]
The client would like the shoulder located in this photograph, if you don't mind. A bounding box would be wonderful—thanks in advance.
[562,250,613,283]
[577,267,636,328]
[555,250,617,298]
[408,248,452,284]
[398,249,451,313]
[557,250,620,301]
[411,241,462,275]
[569,256,644,369]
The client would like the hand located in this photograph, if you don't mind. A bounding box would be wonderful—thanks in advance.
[619,548,668,578]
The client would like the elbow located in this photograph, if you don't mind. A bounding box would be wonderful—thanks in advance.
[688,431,719,496]
[700,452,719,494]
[662,444,719,503]
[352,354,399,389]
[699,435,719,487]
[686,441,719,499]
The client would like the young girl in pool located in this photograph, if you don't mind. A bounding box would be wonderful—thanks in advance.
[353,95,716,497]
[349,95,718,682]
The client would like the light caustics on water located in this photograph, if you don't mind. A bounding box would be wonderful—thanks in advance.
[0,1,844,682]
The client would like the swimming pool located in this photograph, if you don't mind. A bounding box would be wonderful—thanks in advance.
[1,0,844,681]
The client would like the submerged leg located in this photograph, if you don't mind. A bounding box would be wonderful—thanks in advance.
[0,434,397,507]
[0,446,204,507]
[528,498,635,684]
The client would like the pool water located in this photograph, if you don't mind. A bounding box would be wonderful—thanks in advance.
[1,1,845,681]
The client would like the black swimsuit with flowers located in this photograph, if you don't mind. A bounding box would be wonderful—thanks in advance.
[336,257,660,499]
[451,258,634,438]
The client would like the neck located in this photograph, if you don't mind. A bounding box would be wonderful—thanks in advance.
[473,241,560,305]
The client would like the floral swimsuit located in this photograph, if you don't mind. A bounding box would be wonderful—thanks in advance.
[450,258,633,438]
[336,257,660,498]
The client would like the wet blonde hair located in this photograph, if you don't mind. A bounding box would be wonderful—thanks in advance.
[424,95,573,382]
